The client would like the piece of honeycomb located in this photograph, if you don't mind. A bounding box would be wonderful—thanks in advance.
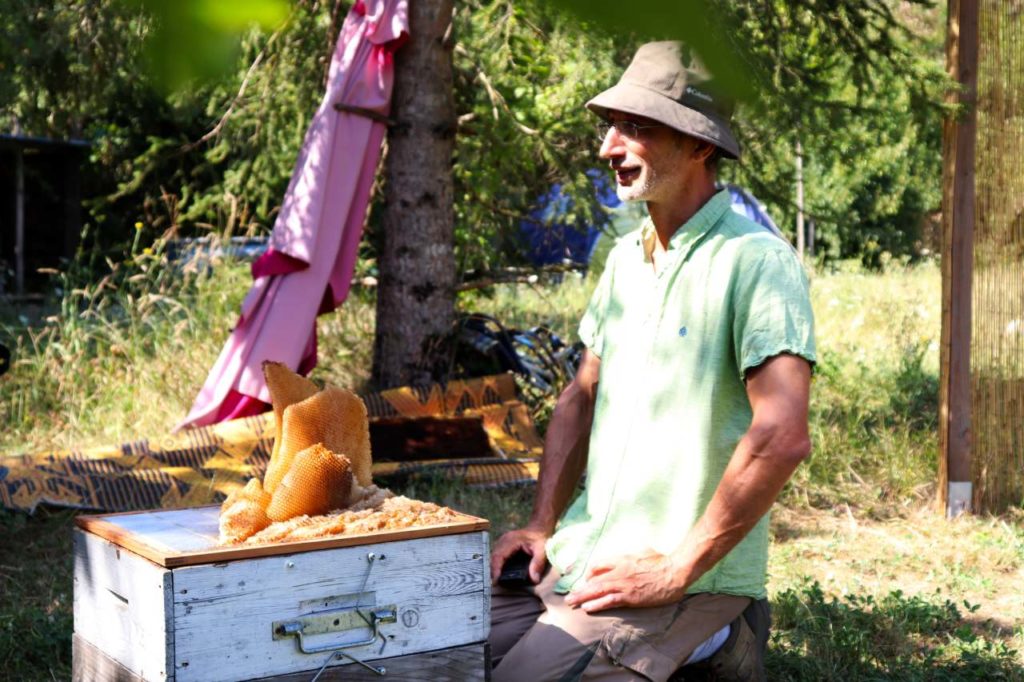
[217,363,460,546]
[265,443,354,522]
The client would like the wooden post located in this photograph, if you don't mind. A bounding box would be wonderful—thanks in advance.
[938,0,979,518]
[14,146,25,296]
[795,138,805,258]
[63,151,83,261]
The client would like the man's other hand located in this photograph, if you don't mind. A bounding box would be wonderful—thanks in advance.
[490,528,549,585]
[564,548,687,612]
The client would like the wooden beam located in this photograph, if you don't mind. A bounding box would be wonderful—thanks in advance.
[63,151,83,260]
[795,138,805,258]
[939,0,979,518]
[14,147,25,296]
[938,0,959,516]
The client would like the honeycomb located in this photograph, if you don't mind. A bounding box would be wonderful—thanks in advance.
[218,364,373,544]
[265,387,372,495]
[219,478,272,544]
[243,495,463,546]
[265,443,353,522]
[261,360,319,492]
[217,363,460,546]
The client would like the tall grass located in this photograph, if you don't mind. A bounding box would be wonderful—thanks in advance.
[797,265,940,513]
[1,253,943,514]
[1,241,248,452]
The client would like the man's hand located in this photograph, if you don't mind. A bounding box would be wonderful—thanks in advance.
[563,548,687,612]
[490,528,550,585]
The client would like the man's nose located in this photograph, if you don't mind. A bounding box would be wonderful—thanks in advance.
[599,127,625,159]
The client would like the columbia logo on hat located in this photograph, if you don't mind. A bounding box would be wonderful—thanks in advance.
[685,85,713,103]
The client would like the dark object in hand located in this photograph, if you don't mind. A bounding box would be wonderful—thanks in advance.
[498,550,533,588]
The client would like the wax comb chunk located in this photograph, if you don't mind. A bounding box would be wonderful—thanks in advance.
[262,361,319,485]
[269,387,373,490]
[266,444,354,522]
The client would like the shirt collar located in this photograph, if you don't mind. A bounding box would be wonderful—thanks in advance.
[638,189,732,263]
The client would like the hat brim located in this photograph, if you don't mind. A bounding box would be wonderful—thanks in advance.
[586,82,740,160]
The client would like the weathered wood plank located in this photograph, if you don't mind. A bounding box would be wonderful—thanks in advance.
[937,0,959,515]
[255,642,490,681]
[76,506,489,568]
[74,632,489,682]
[73,632,148,682]
[73,530,173,680]
[170,532,490,682]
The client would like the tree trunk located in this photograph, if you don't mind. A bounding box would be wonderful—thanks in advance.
[372,0,456,388]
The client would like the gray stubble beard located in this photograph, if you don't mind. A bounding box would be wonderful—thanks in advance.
[615,164,659,203]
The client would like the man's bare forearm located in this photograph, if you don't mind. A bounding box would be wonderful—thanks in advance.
[671,355,812,589]
[489,352,599,582]
[527,380,595,533]
[670,422,809,588]
[527,352,600,534]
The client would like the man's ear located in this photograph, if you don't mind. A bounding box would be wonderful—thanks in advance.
[693,140,716,164]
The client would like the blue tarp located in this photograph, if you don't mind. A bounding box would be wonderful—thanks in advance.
[725,184,784,238]
[516,169,613,267]
[518,176,784,267]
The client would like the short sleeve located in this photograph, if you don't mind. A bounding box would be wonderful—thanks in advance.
[732,245,817,379]
[578,259,615,358]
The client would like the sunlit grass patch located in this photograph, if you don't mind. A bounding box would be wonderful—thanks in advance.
[768,580,1023,681]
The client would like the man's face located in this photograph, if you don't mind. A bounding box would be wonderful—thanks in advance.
[598,111,699,203]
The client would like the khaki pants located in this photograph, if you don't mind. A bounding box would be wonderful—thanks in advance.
[490,569,749,682]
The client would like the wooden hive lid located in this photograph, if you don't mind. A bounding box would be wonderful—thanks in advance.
[75,505,489,568]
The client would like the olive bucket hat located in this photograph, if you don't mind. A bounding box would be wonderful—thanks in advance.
[587,41,741,159]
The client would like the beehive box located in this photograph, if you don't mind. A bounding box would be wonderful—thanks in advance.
[72,506,491,681]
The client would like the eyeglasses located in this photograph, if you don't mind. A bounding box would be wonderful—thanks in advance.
[597,119,663,141]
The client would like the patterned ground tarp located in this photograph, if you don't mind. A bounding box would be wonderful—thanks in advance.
[0,374,542,513]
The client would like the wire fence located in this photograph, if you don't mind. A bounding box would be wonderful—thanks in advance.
[971,0,1024,511]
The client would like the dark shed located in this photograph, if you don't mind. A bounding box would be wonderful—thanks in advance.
[0,134,89,297]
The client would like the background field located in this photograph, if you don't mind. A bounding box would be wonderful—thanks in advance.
[1,256,1022,680]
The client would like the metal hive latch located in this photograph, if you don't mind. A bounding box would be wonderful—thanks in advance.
[272,552,396,677]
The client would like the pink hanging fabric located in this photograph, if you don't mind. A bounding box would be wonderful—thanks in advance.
[177,0,409,430]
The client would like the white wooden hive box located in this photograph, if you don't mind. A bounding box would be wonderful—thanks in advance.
[73,506,491,681]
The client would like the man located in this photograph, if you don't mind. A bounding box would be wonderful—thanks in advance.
[489,42,816,681]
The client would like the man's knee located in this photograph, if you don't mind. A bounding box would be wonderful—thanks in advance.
[490,586,545,665]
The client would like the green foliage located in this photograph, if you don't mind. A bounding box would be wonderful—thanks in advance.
[1,0,950,272]
[0,0,149,137]
[108,3,339,243]
[724,2,948,264]
[131,0,289,92]
[1,0,339,261]
[768,581,1023,680]
[448,1,624,272]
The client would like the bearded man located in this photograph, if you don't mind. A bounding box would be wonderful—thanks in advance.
[488,42,817,682]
